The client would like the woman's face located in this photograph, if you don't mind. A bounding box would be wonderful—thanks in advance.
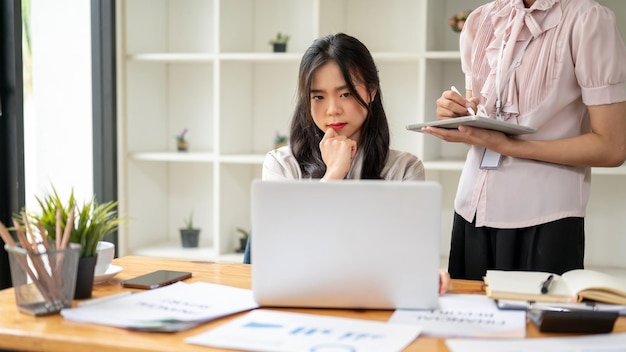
[309,61,373,144]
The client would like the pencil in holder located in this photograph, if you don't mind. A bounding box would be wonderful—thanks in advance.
[5,243,80,316]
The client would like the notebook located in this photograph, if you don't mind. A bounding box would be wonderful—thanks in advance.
[250,179,442,310]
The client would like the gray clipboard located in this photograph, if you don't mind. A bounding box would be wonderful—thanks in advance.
[406,116,537,135]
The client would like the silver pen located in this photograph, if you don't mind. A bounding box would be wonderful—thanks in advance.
[451,86,476,116]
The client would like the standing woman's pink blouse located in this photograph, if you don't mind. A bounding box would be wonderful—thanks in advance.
[456,0,626,228]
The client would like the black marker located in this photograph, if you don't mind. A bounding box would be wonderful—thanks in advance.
[540,274,554,294]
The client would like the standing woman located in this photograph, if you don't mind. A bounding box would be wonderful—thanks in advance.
[424,0,626,280]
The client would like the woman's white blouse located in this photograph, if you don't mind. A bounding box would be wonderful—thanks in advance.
[262,146,425,181]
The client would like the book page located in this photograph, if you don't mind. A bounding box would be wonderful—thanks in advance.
[485,270,576,302]
[562,269,626,304]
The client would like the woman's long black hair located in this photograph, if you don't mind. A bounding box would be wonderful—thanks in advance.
[289,33,390,179]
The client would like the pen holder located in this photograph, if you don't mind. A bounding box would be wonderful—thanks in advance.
[5,243,80,316]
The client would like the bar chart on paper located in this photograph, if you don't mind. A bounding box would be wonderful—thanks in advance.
[186,309,422,351]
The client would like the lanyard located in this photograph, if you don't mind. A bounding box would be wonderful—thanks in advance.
[495,36,533,120]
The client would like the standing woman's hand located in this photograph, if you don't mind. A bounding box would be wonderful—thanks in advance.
[319,128,356,180]
[426,89,497,146]
[435,88,479,120]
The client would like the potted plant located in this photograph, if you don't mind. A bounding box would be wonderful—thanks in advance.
[274,131,288,149]
[29,187,122,299]
[180,212,200,248]
[448,10,472,33]
[175,128,188,151]
[236,227,249,253]
[268,32,290,52]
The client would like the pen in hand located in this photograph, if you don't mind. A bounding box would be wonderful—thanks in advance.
[450,86,476,116]
[540,274,555,294]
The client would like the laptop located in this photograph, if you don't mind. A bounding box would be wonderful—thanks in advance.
[250,179,441,310]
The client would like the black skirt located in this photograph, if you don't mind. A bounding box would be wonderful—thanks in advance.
[447,213,585,280]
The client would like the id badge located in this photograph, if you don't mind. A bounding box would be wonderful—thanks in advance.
[480,148,502,169]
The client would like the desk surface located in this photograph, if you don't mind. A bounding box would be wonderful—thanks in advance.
[1,256,624,352]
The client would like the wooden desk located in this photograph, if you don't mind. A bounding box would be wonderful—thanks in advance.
[1,256,624,351]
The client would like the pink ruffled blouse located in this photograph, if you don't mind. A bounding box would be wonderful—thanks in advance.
[457,0,626,228]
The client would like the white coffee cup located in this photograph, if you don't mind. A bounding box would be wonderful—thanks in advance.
[94,241,115,275]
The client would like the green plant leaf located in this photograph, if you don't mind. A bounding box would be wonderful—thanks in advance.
[184,211,195,230]
[29,186,122,257]
[236,227,249,239]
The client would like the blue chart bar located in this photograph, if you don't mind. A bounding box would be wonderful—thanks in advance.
[243,322,283,329]
[290,327,332,336]
[339,332,383,341]
[291,327,304,334]
[246,322,386,342]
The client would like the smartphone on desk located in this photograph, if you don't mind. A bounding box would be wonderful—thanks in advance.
[121,270,192,289]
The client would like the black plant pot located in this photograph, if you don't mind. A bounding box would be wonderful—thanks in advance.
[236,237,247,253]
[180,229,200,248]
[74,255,97,299]
[272,43,287,52]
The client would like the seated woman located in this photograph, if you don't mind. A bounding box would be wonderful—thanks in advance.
[244,33,449,294]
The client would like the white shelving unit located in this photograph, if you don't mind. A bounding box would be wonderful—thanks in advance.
[116,0,626,269]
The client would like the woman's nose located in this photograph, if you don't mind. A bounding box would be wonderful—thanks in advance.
[327,98,342,116]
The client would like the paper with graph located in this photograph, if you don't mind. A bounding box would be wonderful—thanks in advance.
[186,309,422,352]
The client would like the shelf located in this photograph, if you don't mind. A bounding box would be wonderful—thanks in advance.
[130,152,216,162]
[128,53,216,63]
[129,240,244,263]
[128,153,626,174]
[219,53,302,62]
[129,152,268,164]
[131,240,217,262]
[219,154,266,164]
[371,52,421,62]
[128,52,427,64]
[423,160,465,171]
[423,51,462,60]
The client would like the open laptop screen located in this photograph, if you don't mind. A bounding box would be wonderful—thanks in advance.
[251,180,441,310]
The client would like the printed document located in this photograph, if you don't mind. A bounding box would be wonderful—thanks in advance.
[61,281,259,331]
[388,294,526,338]
[186,309,422,352]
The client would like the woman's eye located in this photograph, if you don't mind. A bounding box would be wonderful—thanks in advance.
[340,92,351,98]
[311,95,323,101]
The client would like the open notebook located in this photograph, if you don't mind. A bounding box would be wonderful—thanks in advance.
[251,180,442,310]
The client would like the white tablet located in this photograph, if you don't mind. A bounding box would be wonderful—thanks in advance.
[406,116,536,135]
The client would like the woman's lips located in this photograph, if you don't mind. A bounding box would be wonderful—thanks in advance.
[328,123,347,130]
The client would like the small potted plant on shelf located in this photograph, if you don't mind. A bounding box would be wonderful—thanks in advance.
[235,227,249,253]
[175,128,189,152]
[180,212,200,248]
[274,131,288,149]
[448,10,472,33]
[269,32,290,52]
[28,186,122,299]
